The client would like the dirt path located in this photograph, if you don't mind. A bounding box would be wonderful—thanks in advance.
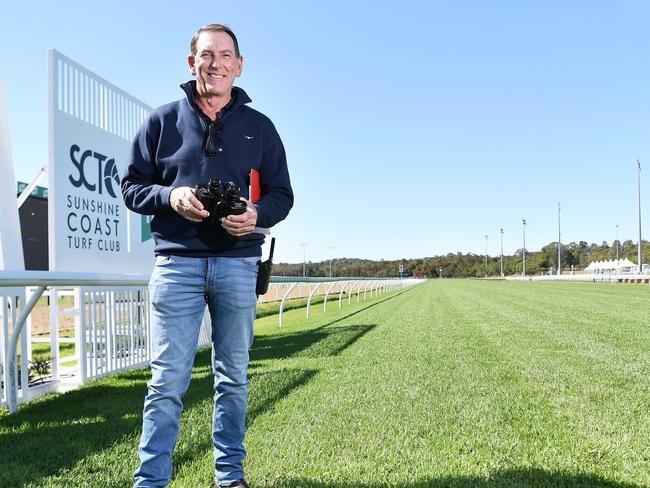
[29,305,75,334]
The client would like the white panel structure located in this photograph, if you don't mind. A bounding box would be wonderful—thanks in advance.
[0,75,25,270]
[48,50,154,273]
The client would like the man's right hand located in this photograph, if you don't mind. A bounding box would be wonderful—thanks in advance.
[169,187,209,222]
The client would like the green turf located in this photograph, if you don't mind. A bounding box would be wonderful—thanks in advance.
[1,280,649,487]
[30,341,75,359]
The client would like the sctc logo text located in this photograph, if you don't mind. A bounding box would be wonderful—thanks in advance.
[69,144,121,198]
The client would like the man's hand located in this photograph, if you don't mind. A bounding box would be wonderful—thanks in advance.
[170,187,209,222]
[221,199,258,237]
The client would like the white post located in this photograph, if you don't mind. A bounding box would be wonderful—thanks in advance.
[305,282,323,319]
[323,282,338,312]
[557,203,562,275]
[500,228,504,277]
[349,281,360,304]
[338,280,351,309]
[6,285,44,413]
[279,283,298,327]
[363,281,373,301]
[0,75,26,271]
[484,235,488,278]
[107,290,114,373]
[49,287,59,381]
[326,246,334,277]
[637,159,643,272]
[20,291,30,402]
[75,287,87,382]
[1,293,7,404]
[522,219,527,277]
[26,287,33,363]
[300,243,308,277]
[126,289,134,367]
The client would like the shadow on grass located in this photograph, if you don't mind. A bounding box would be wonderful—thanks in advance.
[0,349,317,487]
[250,289,409,363]
[250,289,409,362]
[171,367,317,475]
[250,324,376,361]
[317,288,413,330]
[251,289,408,362]
[272,469,645,488]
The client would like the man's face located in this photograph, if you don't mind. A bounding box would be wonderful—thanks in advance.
[188,31,243,99]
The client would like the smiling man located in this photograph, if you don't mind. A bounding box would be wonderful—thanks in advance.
[122,24,293,488]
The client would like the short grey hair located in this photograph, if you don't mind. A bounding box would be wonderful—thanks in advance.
[190,24,240,58]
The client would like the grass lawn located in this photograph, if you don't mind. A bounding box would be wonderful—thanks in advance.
[1,280,649,487]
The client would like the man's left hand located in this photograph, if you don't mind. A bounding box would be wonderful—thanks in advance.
[221,199,258,237]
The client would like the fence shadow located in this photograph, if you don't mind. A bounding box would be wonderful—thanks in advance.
[269,469,645,488]
[251,324,376,361]
[170,367,317,476]
[319,288,409,328]
[249,288,409,363]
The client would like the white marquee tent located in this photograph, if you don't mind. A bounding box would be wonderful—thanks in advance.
[584,258,637,273]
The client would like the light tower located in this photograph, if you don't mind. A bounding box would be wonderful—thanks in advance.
[326,246,334,277]
[300,242,308,277]
[557,203,561,275]
[484,235,488,278]
[500,228,504,277]
[522,219,527,277]
[637,159,643,273]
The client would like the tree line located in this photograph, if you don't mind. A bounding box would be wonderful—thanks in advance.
[273,240,650,278]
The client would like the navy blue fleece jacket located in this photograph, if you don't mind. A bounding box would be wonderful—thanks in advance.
[121,82,293,257]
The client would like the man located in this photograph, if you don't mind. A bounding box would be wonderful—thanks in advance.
[122,24,293,488]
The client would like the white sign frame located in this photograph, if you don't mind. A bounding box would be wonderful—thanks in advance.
[0,75,25,270]
[48,50,154,273]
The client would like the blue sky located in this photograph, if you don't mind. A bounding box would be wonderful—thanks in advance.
[2,1,649,264]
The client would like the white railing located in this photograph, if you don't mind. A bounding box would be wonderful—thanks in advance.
[0,271,186,414]
[278,278,422,326]
[53,50,151,142]
[0,270,423,413]
[505,273,650,283]
[76,287,150,382]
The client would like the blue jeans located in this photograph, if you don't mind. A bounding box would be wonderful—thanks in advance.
[133,255,258,487]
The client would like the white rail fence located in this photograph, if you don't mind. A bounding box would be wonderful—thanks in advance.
[505,273,650,283]
[0,270,422,413]
[274,278,420,326]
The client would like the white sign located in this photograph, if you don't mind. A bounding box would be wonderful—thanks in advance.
[48,50,154,273]
[0,75,25,270]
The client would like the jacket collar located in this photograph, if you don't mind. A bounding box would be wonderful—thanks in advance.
[180,81,252,118]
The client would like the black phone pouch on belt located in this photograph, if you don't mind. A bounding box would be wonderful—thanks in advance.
[256,237,275,296]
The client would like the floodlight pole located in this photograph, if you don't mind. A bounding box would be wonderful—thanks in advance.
[439,267,443,279]
[326,246,334,277]
[484,235,488,278]
[557,203,561,275]
[637,159,643,273]
[616,224,620,260]
[500,228,504,277]
[300,242,308,277]
[522,219,527,277]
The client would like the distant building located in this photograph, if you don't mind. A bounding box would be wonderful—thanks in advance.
[16,182,48,270]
